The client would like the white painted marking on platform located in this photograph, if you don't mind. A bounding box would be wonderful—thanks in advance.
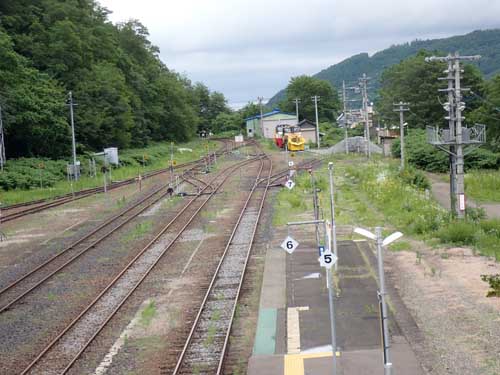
[287,306,309,354]
[299,273,321,280]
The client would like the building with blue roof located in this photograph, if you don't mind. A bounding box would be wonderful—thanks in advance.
[245,109,298,138]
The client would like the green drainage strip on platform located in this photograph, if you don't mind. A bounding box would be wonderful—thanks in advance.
[253,308,277,355]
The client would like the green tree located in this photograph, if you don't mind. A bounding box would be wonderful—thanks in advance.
[279,75,341,122]
[377,51,484,130]
[470,74,500,151]
[0,29,69,158]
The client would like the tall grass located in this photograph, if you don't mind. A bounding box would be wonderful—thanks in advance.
[465,170,500,202]
[0,139,217,205]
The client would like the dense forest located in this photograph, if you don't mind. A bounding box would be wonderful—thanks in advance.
[268,29,500,106]
[0,0,232,159]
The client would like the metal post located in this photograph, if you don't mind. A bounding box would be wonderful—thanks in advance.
[375,227,392,375]
[68,91,78,181]
[288,219,337,375]
[311,171,320,246]
[328,162,338,271]
[312,96,321,148]
[103,170,107,193]
[323,220,338,374]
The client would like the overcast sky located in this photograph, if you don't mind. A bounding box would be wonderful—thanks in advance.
[98,0,500,107]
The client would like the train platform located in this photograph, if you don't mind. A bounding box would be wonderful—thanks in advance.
[247,233,424,375]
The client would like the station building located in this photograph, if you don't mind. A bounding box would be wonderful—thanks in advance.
[245,109,297,139]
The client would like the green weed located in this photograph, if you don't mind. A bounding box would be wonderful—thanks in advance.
[140,300,157,327]
[122,221,153,243]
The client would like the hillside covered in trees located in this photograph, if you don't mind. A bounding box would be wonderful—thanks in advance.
[268,29,500,106]
[0,0,231,159]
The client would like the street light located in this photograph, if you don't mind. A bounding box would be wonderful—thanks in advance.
[354,227,403,375]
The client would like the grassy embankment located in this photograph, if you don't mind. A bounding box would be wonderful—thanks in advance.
[465,170,500,203]
[274,155,500,261]
[0,139,218,205]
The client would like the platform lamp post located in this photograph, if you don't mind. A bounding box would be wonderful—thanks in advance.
[354,227,403,375]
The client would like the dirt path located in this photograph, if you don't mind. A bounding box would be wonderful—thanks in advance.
[427,173,500,218]
[387,243,500,375]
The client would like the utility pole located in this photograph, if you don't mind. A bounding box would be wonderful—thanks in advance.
[257,96,265,138]
[293,98,301,123]
[67,91,78,181]
[359,74,370,158]
[393,102,410,170]
[342,81,349,154]
[0,105,5,171]
[170,141,174,185]
[312,95,321,148]
[426,53,482,219]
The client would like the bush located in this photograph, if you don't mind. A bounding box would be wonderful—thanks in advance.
[393,129,500,172]
[398,166,431,190]
[436,221,478,245]
[479,219,500,237]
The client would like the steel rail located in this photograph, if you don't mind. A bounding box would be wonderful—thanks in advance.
[2,139,240,222]
[20,155,262,375]
[0,179,186,313]
[172,153,272,374]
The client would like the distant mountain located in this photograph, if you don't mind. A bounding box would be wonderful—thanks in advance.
[267,29,500,106]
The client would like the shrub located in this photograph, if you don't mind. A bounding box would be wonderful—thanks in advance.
[436,221,478,245]
[479,219,500,237]
[398,166,431,190]
[480,274,500,297]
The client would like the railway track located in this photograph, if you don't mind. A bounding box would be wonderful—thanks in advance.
[169,153,272,374]
[1,139,241,223]
[18,153,263,375]
[0,173,192,314]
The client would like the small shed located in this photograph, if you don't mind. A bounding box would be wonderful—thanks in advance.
[245,109,297,138]
[297,119,318,144]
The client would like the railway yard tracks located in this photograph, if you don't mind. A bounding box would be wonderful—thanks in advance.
[3,151,264,375]
[0,142,321,374]
[0,139,237,223]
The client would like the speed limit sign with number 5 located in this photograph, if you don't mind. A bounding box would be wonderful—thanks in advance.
[319,250,337,269]
[281,236,299,254]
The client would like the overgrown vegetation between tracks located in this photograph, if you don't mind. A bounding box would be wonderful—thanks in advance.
[273,156,500,261]
[0,139,217,205]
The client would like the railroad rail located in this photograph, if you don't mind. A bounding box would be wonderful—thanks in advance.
[1,139,242,223]
[170,153,272,374]
[19,153,264,375]
[0,173,190,313]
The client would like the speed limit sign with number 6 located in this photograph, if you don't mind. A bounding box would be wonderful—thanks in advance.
[281,236,299,254]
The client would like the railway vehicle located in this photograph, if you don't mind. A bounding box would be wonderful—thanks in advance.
[274,124,305,151]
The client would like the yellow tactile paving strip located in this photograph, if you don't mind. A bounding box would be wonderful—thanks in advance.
[284,352,340,375]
